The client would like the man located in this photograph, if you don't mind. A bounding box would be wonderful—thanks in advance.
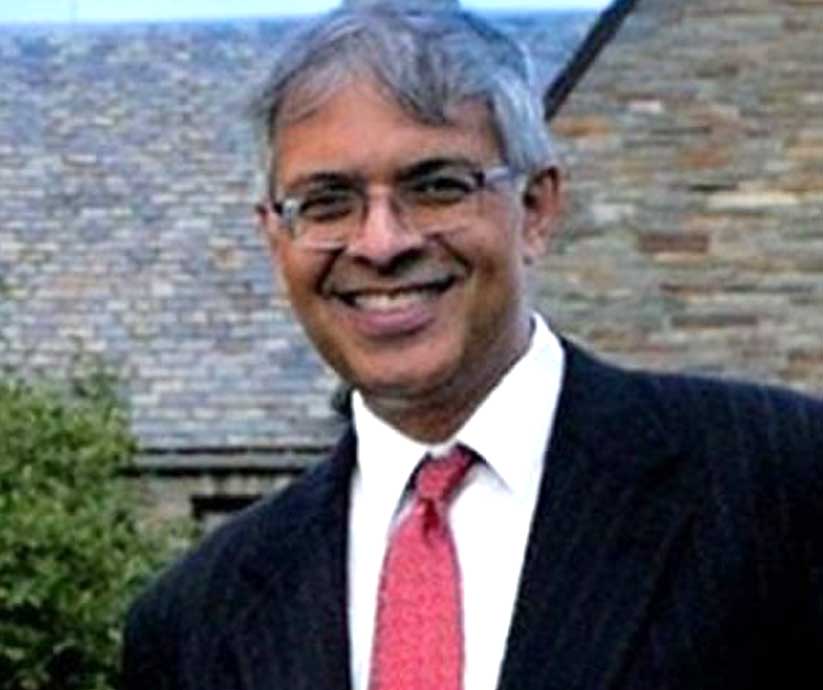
[123,6,823,690]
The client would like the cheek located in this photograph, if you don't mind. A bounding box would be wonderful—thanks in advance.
[453,246,525,355]
[276,250,330,326]
[475,228,528,294]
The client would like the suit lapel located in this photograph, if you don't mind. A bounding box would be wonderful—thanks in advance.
[497,342,699,690]
[211,430,357,690]
[203,341,699,690]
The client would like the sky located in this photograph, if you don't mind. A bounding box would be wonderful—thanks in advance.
[0,0,609,25]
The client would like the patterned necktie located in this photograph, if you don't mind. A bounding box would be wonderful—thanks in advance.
[369,445,473,690]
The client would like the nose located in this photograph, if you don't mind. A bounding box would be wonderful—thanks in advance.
[344,187,425,267]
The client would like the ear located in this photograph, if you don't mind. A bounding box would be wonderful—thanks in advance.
[255,200,281,256]
[520,166,562,263]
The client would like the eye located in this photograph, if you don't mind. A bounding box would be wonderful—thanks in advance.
[404,169,478,206]
[298,188,359,223]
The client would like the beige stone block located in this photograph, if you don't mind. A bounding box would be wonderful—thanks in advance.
[552,115,612,139]
[638,232,710,255]
[787,145,823,161]
[590,203,636,225]
[781,174,823,193]
[678,145,733,170]
[629,100,665,115]
[707,190,800,209]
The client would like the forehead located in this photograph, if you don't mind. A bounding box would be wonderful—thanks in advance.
[273,78,501,190]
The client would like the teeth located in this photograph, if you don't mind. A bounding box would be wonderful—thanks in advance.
[352,287,437,311]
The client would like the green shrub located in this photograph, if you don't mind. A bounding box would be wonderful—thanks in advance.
[0,373,189,690]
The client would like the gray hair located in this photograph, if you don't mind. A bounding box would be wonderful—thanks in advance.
[248,5,556,195]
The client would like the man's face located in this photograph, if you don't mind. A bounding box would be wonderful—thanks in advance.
[260,78,559,438]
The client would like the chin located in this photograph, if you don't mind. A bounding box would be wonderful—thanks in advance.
[350,360,456,402]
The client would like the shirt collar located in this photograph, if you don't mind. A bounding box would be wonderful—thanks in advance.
[352,314,565,509]
[458,316,563,496]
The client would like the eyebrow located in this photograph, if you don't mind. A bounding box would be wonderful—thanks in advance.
[279,155,482,196]
[278,172,358,198]
[394,156,479,182]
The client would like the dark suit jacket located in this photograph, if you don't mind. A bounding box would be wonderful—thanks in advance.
[122,341,823,690]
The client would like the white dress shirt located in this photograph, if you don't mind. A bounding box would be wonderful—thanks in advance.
[348,315,565,690]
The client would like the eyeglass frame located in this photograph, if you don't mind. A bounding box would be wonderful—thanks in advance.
[267,160,522,251]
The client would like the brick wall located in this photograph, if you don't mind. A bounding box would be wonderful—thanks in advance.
[549,0,823,391]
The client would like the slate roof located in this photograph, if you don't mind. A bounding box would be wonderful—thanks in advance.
[0,11,597,453]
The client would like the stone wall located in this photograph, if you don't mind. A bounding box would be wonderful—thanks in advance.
[549,0,823,392]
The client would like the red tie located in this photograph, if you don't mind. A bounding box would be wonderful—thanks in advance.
[369,446,473,690]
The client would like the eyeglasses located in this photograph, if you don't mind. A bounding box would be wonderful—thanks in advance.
[270,161,519,251]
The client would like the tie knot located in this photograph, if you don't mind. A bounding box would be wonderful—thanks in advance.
[415,446,473,504]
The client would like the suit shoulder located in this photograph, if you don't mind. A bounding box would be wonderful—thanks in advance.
[613,360,823,508]
[638,366,822,444]
[564,341,822,477]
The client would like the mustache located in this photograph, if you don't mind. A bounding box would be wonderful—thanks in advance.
[323,255,467,296]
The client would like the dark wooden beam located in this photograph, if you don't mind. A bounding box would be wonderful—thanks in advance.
[544,0,640,121]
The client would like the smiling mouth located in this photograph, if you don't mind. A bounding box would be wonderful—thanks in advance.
[335,277,456,311]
